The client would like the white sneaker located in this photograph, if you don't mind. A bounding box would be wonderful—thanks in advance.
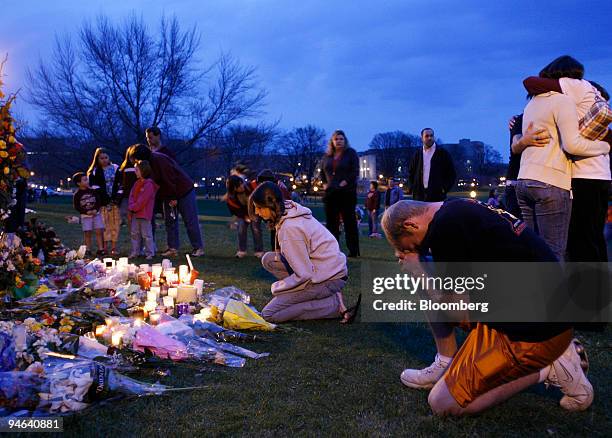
[546,341,594,411]
[400,354,450,389]
[235,251,247,258]
[254,251,264,258]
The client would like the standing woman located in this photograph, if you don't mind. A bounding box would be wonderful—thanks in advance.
[87,147,122,256]
[320,130,360,257]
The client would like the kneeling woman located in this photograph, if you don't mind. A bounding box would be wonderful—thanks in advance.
[250,182,359,323]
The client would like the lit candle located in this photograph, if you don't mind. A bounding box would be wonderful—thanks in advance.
[168,287,178,299]
[149,312,161,326]
[95,325,106,337]
[104,258,115,271]
[177,285,197,303]
[118,257,129,267]
[150,286,161,297]
[111,331,123,346]
[147,290,158,303]
[163,296,175,307]
[133,318,143,328]
[152,264,163,280]
[144,300,157,312]
[193,279,204,296]
[179,265,189,283]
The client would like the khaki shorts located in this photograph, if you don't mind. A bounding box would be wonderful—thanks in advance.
[445,323,572,407]
[81,213,104,232]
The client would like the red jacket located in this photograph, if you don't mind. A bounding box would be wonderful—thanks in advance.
[129,178,159,220]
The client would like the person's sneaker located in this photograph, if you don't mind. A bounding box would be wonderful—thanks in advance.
[254,251,264,258]
[400,354,450,389]
[235,251,247,259]
[145,256,154,261]
[160,248,178,257]
[192,248,205,257]
[546,341,594,411]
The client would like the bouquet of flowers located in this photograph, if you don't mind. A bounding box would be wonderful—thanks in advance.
[0,234,43,300]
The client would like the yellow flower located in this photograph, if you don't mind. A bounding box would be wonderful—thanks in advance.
[0,140,5,149]
[7,136,15,144]
[0,151,7,158]
[3,167,9,175]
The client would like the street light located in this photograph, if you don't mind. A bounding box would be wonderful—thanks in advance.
[470,190,477,198]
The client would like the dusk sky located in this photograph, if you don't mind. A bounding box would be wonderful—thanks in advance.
[2,0,612,158]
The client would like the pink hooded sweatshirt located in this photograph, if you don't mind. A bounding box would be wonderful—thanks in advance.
[128,178,159,220]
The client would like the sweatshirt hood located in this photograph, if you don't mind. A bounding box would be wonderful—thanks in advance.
[278,201,312,227]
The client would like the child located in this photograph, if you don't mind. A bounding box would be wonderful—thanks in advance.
[225,175,263,258]
[72,172,105,256]
[487,189,499,208]
[365,180,381,238]
[87,147,122,255]
[250,182,359,324]
[128,160,159,260]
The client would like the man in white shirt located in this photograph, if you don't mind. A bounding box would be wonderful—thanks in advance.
[408,128,456,202]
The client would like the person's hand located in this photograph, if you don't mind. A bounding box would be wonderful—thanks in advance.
[339,180,347,187]
[522,122,551,147]
[169,200,178,207]
[508,115,518,131]
[323,183,328,190]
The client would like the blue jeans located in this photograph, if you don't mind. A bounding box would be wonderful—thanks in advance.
[367,209,379,235]
[516,179,571,261]
[164,189,204,250]
[237,218,263,252]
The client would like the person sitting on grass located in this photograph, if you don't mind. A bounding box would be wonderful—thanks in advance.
[249,182,360,323]
[381,199,592,415]
[72,172,105,256]
[128,160,159,260]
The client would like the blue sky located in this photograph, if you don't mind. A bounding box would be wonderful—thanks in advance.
[2,0,612,158]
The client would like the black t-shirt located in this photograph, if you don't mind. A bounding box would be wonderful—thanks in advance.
[505,114,523,181]
[421,198,568,341]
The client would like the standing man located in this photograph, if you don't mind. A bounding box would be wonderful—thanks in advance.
[145,127,176,161]
[129,144,204,257]
[384,178,403,210]
[407,128,456,201]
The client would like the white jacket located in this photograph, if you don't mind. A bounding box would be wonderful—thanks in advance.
[271,202,347,295]
[519,92,610,190]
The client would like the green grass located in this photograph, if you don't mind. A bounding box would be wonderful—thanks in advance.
[27,199,612,437]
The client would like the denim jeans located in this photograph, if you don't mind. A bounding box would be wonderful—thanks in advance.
[367,209,379,235]
[164,189,204,250]
[130,218,155,257]
[237,218,263,252]
[516,179,571,261]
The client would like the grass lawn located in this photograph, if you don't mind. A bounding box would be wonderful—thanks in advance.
[27,199,612,437]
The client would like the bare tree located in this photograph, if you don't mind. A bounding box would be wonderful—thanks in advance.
[368,131,419,178]
[278,125,326,191]
[201,122,277,176]
[26,14,266,159]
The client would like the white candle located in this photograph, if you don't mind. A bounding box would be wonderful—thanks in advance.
[177,285,197,303]
[152,264,163,280]
[163,296,175,307]
[118,257,129,267]
[95,325,106,337]
[168,287,178,299]
[193,279,204,296]
[179,265,189,283]
[144,300,157,312]
[103,258,115,270]
[140,264,151,273]
[147,290,158,303]
[149,312,161,326]
[150,286,161,297]
[111,331,123,346]
[161,259,172,269]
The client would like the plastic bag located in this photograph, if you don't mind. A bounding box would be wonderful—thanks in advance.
[192,321,258,343]
[132,325,189,361]
[222,299,275,331]
[205,287,251,312]
[0,372,44,410]
[177,335,246,368]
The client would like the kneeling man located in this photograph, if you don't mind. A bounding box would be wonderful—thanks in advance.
[381,199,593,415]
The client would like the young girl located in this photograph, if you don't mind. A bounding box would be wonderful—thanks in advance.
[118,146,138,232]
[249,182,360,324]
[87,147,122,255]
[128,160,159,260]
[225,175,263,258]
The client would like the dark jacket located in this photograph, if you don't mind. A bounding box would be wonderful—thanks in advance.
[320,148,360,193]
[365,189,380,211]
[407,146,456,202]
[149,151,194,201]
[155,145,176,161]
[88,166,121,206]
